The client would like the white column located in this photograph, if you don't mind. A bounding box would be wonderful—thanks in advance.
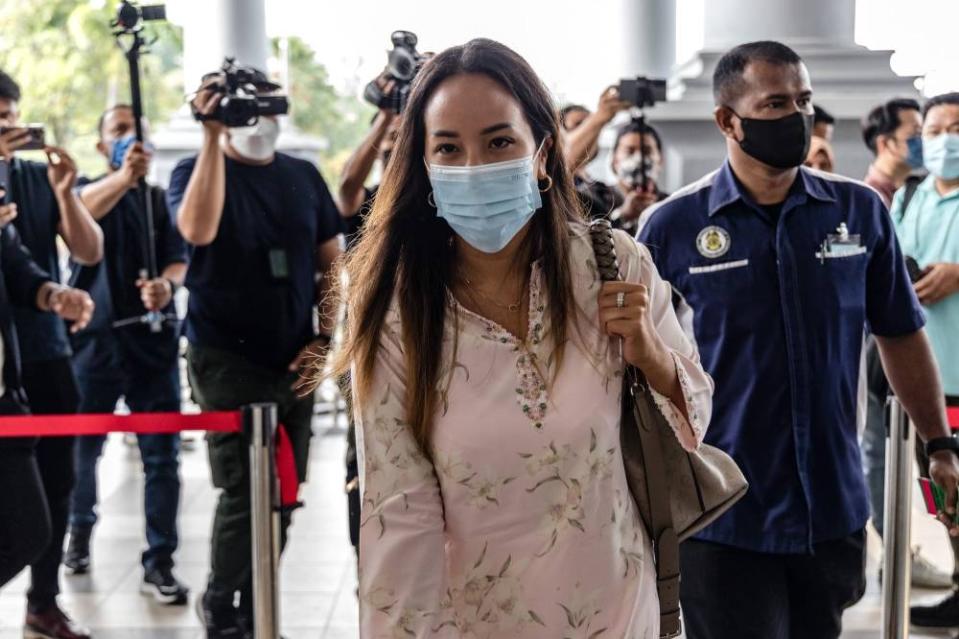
[177,0,269,92]
[620,0,677,78]
[703,0,856,50]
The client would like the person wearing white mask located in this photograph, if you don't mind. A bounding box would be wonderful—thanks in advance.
[607,120,669,233]
[895,91,959,631]
[168,65,343,638]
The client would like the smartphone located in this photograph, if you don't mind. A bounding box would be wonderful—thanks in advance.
[919,477,959,523]
[0,124,45,151]
[905,255,924,283]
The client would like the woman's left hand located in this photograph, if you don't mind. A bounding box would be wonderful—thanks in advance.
[598,281,667,369]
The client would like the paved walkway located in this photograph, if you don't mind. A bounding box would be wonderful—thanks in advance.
[0,413,955,637]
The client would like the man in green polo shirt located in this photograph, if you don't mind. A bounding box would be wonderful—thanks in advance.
[893,91,959,630]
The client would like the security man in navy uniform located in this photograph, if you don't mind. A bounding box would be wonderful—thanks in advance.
[638,41,959,639]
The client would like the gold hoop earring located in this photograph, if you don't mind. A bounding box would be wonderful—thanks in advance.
[427,191,437,208]
[539,176,553,193]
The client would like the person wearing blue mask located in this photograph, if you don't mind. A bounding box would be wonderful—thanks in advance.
[63,104,190,606]
[862,98,924,208]
[322,38,712,638]
[855,97,948,590]
[895,92,959,630]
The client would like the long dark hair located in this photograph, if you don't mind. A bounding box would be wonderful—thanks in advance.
[328,39,583,454]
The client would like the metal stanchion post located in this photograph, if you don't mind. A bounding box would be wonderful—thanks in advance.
[881,396,914,639]
[245,403,281,639]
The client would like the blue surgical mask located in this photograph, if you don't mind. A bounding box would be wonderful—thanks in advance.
[923,133,959,180]
[109,134,154,170]
[428,144,544,254]
[905,135,924,169]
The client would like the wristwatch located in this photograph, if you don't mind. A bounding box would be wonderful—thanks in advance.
[926,436,959,458]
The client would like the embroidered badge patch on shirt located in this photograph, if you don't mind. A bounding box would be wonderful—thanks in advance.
[696,225,731,259]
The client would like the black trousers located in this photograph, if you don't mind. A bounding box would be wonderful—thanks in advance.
[680,531,867,639]
[22,358,79,612]
[0,397,49,592]
[186,345,313,614]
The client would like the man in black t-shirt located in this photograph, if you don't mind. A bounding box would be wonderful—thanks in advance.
[0,68,102,639]
[65,105,189,606]
[168,69,343,637]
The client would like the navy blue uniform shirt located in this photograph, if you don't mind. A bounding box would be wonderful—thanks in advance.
[638,162,925,553]
[8,158,71,363]
[167,152,341,371]
[70,180,186,374]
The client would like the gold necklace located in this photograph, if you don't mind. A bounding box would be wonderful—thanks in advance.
[463,277,525,313]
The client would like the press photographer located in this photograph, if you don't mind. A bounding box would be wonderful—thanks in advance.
[563,78,669,230]
[168,60,342,637]
[65,104,189,607]
[339,74,399,249]
[341,30,430,249]
[0,68,102,639]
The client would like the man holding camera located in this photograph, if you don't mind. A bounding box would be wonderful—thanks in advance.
[168,66,342,638]
[0,69,103,639]
[338,73,399,250]
[62,104,189,606]
[892,92,959,630]
[561,86,631,220]
[562,85,667,230]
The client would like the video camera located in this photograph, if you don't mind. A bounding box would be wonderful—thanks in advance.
[192,58,290,128]
[615,77,667,192]
[616,77,667,109]
[113,0,166,33]
[364,31,428,114]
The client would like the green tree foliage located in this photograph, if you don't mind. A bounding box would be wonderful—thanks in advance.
[0,0,372,186]
[276,36,375,184]
[0,0,183,174]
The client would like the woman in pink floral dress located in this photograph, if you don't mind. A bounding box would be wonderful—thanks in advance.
[328,39,713,638]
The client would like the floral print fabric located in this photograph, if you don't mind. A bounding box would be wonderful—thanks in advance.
[354,225,713,638]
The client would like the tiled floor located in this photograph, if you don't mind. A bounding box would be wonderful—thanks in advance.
[0,409,957,638]
[0,407,358,639]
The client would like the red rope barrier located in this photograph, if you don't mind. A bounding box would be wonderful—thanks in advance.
[0,411,241,437]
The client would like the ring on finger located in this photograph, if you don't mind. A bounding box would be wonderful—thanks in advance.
[616,291,626,309]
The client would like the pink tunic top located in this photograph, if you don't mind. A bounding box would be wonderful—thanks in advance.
[355,225,714,638]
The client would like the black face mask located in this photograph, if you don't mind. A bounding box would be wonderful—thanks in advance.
[732,110,814,169]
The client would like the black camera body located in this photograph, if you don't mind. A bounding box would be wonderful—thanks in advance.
[905,255,924,283]
[617,77,667,109]
[192,58,289,128]
[113,1,165,33]
[364,31,427,114]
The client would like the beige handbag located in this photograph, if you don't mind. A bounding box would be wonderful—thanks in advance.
[589,220,748,638]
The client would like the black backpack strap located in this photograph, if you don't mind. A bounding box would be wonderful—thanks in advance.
[900,175,922,216]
